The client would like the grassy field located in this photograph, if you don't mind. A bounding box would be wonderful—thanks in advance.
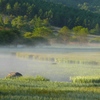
[0,47,100,99]
[0,76,100,100]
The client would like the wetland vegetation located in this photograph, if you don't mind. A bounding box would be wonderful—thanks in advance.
[0,0,100,99]
[0,76,100,100]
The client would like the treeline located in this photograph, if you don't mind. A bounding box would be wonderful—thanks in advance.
[46,0,100,7]
[0,16,100,45]
[0,16,52,45]
[0,0,100,29]
[0,0,100,45]
[46,0,100,14]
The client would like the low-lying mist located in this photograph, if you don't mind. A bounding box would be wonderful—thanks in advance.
[0,53,68,81]
[0,44,100,82]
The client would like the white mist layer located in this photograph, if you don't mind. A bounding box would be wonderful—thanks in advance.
[0,54,69,81]
[0,45,100,82]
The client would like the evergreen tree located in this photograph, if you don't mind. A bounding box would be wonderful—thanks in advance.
[0,15,4,26]
[6,3,12,15]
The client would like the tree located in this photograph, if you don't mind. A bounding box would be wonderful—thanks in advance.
[0,15,4,26]
[30,16,43,29]
[38,9,43,18]
[6,3,12,15]
[78,2,89,11]
[11,16,26,30]
[32,26,53,38]
[44,10,53,20]
[90,23,100,35]
[13,2,20,15]
[95,23,100,35]
[72,26,83,33]
[0,29,20,44]
[30,16,50,30]
[23,32,33,38]
[26,4,35,17]
[58,26,71,43]
[3,17,12,28]
[72,26,89,43]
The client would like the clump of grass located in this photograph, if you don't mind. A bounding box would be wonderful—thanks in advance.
[70,76,100,83]
[5,76,50,81]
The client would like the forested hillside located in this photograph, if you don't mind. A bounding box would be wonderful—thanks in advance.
[0,0,100,45]
[46,0,100,6]
[0,0,100,29]
[46,0,100,14]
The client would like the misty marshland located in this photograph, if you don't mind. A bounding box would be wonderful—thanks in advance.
[0,44,100,82]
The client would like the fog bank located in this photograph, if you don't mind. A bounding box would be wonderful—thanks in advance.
[0,45,100,82]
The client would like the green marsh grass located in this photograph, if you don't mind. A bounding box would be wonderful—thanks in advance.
[0,51,100,99]
[14,52,100,82]
[0,76,100,100]
[71,76,100,83]
[15,52,100,65]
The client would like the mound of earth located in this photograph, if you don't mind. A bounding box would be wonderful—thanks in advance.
[6,72,22,78]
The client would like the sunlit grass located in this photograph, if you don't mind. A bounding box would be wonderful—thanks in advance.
[0,77,100,100]
[5,76,50,81]
[71,76,100,83]
[0,49,100,99]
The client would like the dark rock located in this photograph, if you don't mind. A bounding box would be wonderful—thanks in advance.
[6,72,22,78]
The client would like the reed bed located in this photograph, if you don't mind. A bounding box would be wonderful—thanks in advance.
[15,52,100,65]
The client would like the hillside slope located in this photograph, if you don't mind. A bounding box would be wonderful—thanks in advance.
[0,0,100,29]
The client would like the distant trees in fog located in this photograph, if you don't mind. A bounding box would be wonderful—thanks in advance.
[57,26,71,43]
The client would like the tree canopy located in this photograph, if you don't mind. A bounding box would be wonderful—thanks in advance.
[0,0,100,29]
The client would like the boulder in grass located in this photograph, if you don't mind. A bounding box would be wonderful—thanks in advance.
[6,72,22,78]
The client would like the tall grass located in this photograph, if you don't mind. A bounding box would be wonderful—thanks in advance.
[5,76,50,81]
[0,76,100,100]
[71,76,100,83]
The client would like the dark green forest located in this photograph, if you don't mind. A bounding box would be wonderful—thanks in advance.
[46,0,100,14]
[1,0,100,28]
[0,0,100,45]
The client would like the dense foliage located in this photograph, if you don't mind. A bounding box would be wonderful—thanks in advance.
[0,0,100,45]
[0,28,20,45]
[46,0,100,14]
[0,0,100,29]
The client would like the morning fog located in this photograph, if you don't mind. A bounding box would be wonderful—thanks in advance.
[0,44,100,82]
